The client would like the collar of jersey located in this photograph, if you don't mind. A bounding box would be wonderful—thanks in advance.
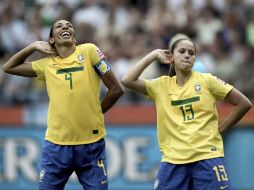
[52,46,79,64]
[173,71,195,88]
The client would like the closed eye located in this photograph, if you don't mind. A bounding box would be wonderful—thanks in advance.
[66,24,73,28]
[55,23,73,29]
[179,49,186,54]
[178,48,195,56]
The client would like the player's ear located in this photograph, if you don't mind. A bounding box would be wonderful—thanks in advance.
[49,38,55,45]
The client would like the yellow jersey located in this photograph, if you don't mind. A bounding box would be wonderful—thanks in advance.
[32,43,110,145]
[145,71,233,164]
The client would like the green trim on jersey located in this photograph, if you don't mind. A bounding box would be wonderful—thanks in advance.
[145,71,234,164]
[56,66,84,74]
[171,96,200,106]
[31,44,107,145]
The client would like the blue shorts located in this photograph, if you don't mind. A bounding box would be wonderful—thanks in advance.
[154,157,231,190]
[38,139,108,190]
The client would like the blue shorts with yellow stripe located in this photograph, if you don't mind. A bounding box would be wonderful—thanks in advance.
[38,138,108,190]
[154,157,231,190]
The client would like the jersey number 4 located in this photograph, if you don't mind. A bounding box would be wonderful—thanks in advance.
[65,73,73,89]
[56,66,84,90]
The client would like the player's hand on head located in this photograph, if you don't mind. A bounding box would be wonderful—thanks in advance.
[32,41,56,55]
[155,49,173,64]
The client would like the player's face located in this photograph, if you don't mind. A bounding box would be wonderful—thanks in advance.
[172,40,196,73]
[50,20,75,46]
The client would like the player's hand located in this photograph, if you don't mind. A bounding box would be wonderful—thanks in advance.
[154,49,173,64]
[31,41,56,55]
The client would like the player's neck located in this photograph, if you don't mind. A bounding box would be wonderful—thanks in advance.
[175,71,193,87]
[55,44,76,59]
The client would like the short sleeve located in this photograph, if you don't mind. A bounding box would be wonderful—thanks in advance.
[31,58,49,81]
[207,73,234,100]
[88,44,107,66]
[144,78,161,100]
[86,44,111,76]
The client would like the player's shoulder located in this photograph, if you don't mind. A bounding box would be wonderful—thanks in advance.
[149,75,171,86]
[154,75,171,83]
[78,43,98,50]
[146,75,176,85]
[78,43,103,58]
[160,75,172,80]
[194,71,213,81]
[194,71,210,77]
[32,57,51,64]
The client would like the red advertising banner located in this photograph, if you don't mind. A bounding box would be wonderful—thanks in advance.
[0,103,253,126]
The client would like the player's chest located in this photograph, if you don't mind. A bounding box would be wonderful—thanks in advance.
[45,59,95,89]
[158,81,212,109]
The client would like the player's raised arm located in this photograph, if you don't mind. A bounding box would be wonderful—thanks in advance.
[121,49,171,95]
[2,41,55,77]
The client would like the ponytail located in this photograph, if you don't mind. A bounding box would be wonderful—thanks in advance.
[169,64,176,77]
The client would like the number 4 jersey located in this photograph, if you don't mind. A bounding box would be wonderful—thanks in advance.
[145,71,233,164]
[32,43,111,145]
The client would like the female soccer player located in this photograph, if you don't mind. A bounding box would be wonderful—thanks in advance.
[3,20,123,190]
[121,36,252,190]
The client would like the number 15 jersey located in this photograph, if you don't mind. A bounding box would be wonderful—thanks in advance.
[145,71,233,164]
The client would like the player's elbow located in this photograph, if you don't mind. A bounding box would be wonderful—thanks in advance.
[238,97,252,114]
[243,99,252,112]
[2,62,15,74]
[121,77,131,88]
[112,85,124,98]
[2,64,9,73]
[117,86,124,97]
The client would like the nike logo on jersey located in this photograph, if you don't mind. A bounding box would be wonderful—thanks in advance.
[101,180,108,184]
[220,185,229,189]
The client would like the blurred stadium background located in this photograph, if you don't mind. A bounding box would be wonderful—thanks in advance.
[0,0,254,190]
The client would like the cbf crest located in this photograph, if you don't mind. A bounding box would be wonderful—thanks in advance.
[77,54,85,64]
[194,83,201,93]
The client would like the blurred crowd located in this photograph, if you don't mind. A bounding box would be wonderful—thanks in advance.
[0,0,254,106]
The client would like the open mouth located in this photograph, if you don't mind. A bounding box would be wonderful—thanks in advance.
[60,31,71,38]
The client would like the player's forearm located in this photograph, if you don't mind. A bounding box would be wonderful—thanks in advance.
[121,50,157,86]
[101,86,124,113]
[219,100,252,133]
[2,44,35,73]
